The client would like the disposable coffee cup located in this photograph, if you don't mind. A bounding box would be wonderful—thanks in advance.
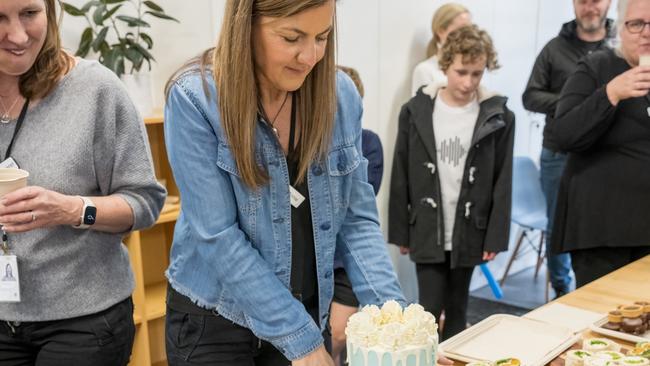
[640,54,650,67]
[0,168,29,198]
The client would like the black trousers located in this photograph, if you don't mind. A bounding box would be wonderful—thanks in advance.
[166,306,290,366]
[0,297,135,366]
[416,257,474,341]
[570,246,650,288]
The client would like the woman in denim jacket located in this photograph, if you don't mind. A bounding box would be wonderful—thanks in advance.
[163,1,405,365]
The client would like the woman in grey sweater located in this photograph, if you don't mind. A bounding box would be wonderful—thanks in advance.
[0,0,166,365]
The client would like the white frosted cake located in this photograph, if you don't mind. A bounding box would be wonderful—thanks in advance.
[345,300,438,366]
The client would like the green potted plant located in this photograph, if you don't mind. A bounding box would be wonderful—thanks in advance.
[62,0,179,114]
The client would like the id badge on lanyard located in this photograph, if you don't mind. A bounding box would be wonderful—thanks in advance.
[0,233,21,302]
[0,100,29,302]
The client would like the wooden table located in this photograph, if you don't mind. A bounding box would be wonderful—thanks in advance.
[545,254,650,364]
[554,254,650,313]
[447,255,650,365]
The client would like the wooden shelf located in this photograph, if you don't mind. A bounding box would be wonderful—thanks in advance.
[156,204,179,224]
[144,109,164,125]
[144,282,168,321]
[127,112,176,365]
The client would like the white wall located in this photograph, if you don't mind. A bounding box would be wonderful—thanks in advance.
[60,0,618,301]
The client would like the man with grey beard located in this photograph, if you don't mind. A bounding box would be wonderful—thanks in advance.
[522,0,613,299]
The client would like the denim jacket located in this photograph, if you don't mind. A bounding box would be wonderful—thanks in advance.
[164,69,405,360]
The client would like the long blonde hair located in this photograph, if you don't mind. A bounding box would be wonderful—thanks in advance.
[20,0,74,100]
[426,3,470,59]
[212,0,337,189]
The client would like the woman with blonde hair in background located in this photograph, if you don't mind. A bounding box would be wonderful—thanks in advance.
[163,1,407,365]
[411,3,471,95]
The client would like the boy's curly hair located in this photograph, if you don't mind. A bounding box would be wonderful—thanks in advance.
[438,25,500,73]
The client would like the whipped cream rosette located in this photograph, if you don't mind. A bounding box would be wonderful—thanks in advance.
[346,301,439,366]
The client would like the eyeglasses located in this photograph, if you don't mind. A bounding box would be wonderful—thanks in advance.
[624,19,650,34]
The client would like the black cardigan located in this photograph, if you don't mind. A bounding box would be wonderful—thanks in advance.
[549,48,650,253]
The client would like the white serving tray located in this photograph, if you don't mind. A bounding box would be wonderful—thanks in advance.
[439,314,580,366]
[590,315,650,344]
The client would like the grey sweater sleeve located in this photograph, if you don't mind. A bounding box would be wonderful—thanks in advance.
[91,69,166,230]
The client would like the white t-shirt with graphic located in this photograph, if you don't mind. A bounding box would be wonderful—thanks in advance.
[433,91,479,251]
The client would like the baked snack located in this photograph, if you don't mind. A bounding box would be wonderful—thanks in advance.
[582,338,620,352]
[620,356,650,366]
[565,350,592,366]
[345,301,438,366]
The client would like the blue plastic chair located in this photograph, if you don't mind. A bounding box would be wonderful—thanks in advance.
[500,156,548,289]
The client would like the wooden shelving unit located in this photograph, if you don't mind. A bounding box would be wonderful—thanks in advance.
[125,113,177,366]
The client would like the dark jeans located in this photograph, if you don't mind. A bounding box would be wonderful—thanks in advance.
[570,246,650,288]
[415,256,474,341]
[0,297,135,366]
[166,306,290,366]
[539,147,572,294]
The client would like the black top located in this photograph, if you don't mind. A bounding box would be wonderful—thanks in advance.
[549,48,650,253]
[287,94,318,322]
[522,20,614,152]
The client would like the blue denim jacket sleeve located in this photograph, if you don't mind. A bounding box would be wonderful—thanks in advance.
[335,76,406,307]
[164,81,323,360]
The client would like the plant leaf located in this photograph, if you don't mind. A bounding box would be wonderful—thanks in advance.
[99,41,111,56]
[124,45,144,64]
[140,33,153,49]
[93,3,106,25]
[116,15,150,27]
[116,57,126,77]
[143,1,163,12]
[81,1,101,12]
[144,11,178,22]
[132,43,155,62]
[101,0,128,4]
[61,3,85,16]
[92,27,109,52]
[102,4,123,21]
[76,27,93,57]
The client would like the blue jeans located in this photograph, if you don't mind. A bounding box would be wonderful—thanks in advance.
[539,148,572,294]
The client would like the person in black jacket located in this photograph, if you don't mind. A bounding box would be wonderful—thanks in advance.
[550,0,650,288]
[389,25,514,340]
[522,0,613,298]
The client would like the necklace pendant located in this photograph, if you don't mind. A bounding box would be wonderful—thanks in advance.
[272,127,279,138]
[0,114,11,124]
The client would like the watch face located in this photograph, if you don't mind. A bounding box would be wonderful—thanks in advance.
[84,206,97,225]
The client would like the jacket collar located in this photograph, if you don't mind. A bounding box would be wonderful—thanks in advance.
[559,19,615,43]
[421,81,500,103]
[410,82,508,162]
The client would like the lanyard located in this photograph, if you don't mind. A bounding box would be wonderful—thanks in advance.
[3,99,30,161]
[1,231,7,255]
[288,92,297,173]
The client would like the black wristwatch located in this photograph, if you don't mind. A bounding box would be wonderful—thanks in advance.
[72,196,97,229]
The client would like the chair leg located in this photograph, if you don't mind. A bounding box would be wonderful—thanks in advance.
[534,231,545,279]
[545,267,550,303]
[500,227,525,287]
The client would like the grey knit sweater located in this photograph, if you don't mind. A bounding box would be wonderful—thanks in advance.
[0,60,166,321]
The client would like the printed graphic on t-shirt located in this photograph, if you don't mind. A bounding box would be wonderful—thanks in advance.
[438,136,468,168]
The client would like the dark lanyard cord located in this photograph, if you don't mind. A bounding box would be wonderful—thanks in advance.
[3,99,30,161]
[288,93,297,179]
